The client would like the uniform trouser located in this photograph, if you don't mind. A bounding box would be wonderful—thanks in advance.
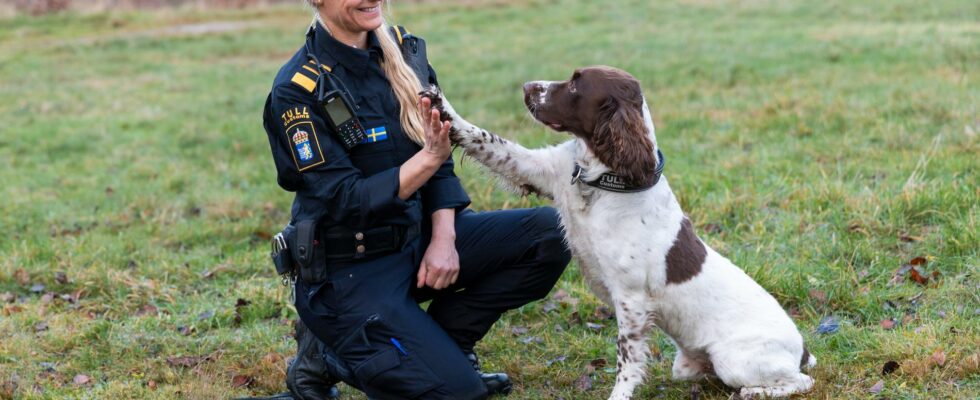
[295,207,571,400]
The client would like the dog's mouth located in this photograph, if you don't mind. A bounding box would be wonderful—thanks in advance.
[526,104,566,132]
[529,109,565,132]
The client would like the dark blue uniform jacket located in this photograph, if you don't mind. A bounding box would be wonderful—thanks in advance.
[263,23,470,231]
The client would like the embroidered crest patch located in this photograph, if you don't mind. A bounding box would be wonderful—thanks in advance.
[286,121,325,171]
[361,126,388,144]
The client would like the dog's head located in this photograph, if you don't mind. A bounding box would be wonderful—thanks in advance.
[524,66,657,187]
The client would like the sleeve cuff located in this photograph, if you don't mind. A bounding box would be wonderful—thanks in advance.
[422,176,471,215]
[362,167,413,222]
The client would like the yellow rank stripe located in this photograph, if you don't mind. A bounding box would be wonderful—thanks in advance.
[394,26,404,45]
[291,72,316,93]
[301,65,319,75]
[308,60,332,73]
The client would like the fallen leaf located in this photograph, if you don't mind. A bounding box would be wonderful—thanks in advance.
[0,292,14,303]
[552,289,569,302]
[231,374,253,388]
[54,272,68,285]
[30,284,46,293]
[908,267,929,286]
[593,306,615,320]
[235,298,251,308]
[816,316,840,334]
[542,301,558,313]
[569,311,582,325]
[511,326,529,336]
[899,233,921,242]
[3,305,24,316]
[880,318,897,330]
[585,323,604,331]
[197,310,214,321]
[147,380,157,390]
[34,322,48,332]
[137,305,158,317]
[14,269,29,286]
[585,358,607,373]
[574,373,593,391]
[882,360,900,375]
[177,326,194,336]
[931,350,946,367]
[546,355,566,367]
[72,374,91,386]
[40,293,54,304]
[809,289,827,304]
[908,256,927,266]
[868,379,884,394]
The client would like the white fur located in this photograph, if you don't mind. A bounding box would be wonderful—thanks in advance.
[435,88,815,399]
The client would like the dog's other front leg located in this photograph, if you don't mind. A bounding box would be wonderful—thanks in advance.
[420,87,567,198]
[609,298,652,400]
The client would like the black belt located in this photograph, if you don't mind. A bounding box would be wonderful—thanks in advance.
[320,225,412,260]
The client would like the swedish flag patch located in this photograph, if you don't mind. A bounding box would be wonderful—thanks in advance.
[361,126,388,143]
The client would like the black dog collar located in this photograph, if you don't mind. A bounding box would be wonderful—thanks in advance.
[571,150,665,193]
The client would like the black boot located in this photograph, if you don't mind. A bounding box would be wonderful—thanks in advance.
[285,319,341,400]
[464,351,513,396]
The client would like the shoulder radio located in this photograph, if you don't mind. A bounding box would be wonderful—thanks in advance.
[319,89,366,149]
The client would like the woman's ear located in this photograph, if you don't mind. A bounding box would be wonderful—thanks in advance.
[591,96,657,186]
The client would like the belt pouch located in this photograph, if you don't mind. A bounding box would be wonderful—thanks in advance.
[292,219,327,284]
[272,224,295,277]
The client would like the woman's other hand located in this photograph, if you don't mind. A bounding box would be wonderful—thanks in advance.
[419,96,452,161]
[417,235,459,290]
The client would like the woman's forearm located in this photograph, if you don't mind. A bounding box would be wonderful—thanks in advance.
[430,208,456,241]
[398,151,445,200]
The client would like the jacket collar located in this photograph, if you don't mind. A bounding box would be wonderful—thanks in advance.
[311,21,383,76]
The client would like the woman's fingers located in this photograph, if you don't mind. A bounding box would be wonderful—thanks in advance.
[416,262,428,289]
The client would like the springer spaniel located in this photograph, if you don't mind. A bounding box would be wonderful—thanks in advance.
[420,66,816,399]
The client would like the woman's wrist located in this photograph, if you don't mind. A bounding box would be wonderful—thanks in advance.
[430,209,457,242]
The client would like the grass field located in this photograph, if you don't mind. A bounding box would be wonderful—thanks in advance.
[0,0,977,398]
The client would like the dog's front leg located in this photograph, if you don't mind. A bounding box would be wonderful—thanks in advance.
[609,298,652,400]
[420,87,568,198]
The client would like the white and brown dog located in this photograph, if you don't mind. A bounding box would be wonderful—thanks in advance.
[421,66,816,399]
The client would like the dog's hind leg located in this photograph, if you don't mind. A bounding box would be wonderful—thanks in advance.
[738,373,814,398]
[671,349,711,381]
[712,346,814,398]
[608,299,652,400]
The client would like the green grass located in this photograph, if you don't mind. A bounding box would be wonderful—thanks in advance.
[0,0,977,398]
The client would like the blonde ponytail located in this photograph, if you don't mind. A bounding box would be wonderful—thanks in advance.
[374,22,427,146]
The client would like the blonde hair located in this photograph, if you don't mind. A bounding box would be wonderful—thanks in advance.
[308,1,427,146]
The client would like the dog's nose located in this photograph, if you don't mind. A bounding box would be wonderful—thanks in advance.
[523,82,540,96]
[523,82,541,108]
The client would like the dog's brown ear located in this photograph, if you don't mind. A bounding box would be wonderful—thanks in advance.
[592,96,657,186]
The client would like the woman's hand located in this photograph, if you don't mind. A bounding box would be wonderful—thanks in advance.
[419,96,452,161]
[417,235,459,290]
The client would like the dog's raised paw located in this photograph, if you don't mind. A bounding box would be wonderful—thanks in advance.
[417,86,452,123]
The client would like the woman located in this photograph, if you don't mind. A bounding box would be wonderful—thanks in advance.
[261,1,571,399]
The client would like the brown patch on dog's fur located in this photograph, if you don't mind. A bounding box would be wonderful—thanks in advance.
[665,218,706,284]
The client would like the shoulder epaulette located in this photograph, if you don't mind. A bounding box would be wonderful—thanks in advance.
[290,60,333,93]
[391,25,411,45]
